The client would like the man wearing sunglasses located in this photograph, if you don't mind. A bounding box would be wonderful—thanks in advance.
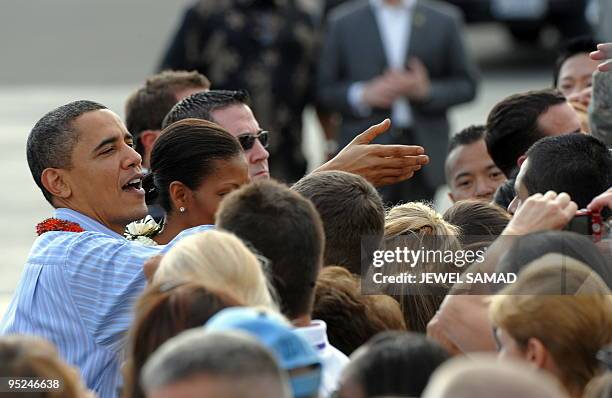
[163,90,271,180]
[163,89,429,186]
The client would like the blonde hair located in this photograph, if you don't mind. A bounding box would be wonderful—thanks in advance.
[0,336,91,398]
[383,202,462,271]
[490,261,612,396]
[378,202,463,332]
[154,230,277,310]
[385,201,460,239]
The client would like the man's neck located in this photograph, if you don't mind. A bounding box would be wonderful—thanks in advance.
[153,216,183,245]
[54,206,127,236]
[291,314,312,328]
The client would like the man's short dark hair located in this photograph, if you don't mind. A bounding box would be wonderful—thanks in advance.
[125,70,210,157]
[553,36,597,87]
[344,332,449,397]
[486,89,566,178]
[448,125,486,154]
[523,134,611,208]
[162,90,250,128]
[27,100,107,205]
[292,171,384,274]
[216,180,324,320]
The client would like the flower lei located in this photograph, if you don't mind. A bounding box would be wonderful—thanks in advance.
[36,218,85,236]
[124,215,163,246]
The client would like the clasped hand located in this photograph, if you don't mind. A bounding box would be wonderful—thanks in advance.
[362,58,431,108]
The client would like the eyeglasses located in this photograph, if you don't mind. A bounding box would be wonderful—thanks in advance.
[237,130,269,151]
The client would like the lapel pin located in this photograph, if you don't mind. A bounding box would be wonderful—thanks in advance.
[414,12,426,27]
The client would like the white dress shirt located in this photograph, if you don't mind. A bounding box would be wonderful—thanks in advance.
[348,0,417,127]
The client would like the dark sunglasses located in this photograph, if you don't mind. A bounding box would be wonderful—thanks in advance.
[237,130,269,151]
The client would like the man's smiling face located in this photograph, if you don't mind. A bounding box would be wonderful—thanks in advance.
[61,109,147,232]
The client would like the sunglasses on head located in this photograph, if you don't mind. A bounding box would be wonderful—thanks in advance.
[237,130,269,151]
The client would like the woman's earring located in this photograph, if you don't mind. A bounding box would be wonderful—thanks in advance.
[179,207,186,213]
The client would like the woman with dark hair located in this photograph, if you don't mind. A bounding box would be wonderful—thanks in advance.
[132,118,249,244]
[122,282,243,398]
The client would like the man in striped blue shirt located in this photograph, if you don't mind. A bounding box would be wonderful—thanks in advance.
[0,101,209,397]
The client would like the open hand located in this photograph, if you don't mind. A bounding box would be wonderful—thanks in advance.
[315,119,430,187]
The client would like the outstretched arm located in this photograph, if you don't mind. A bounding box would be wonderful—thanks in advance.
[313,119,430,187]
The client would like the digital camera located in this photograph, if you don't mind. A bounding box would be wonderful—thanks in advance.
[565,210,605,242]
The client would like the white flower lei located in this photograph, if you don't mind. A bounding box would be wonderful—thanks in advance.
[124,215,163,246]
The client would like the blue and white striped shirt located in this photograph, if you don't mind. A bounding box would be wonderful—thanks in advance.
[0,208,211,398]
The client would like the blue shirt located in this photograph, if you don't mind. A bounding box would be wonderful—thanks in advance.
[0,208,211,398]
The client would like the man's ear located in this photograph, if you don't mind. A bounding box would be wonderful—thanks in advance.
[41,168,71,199]
[517,155,527,167]
[168,181,192,212]
[524,337,548,369]
[140,130,160,152]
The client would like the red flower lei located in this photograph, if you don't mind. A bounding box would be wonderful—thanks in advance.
[36,218,84,236]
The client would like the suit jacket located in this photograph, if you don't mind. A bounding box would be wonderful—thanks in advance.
[317,0,478,187]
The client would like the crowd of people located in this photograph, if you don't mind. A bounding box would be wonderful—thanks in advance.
[1,1,612,397]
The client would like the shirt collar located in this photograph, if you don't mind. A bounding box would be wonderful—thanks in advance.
[54,208,124,239]
[370,0,416,11]
[294,320,330,351]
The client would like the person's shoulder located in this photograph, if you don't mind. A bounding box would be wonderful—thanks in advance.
[418,0,462,21]
[36,230,128,248]
[163,224,215,251]
[27,231,120,264]
[325,342,350,365]
[328,0,370,24]
[318,342,349,397]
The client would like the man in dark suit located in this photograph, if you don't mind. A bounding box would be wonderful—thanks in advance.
[317,0,478,204]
